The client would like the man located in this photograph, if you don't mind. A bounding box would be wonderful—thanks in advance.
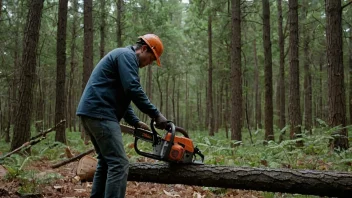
[76,34,168,198]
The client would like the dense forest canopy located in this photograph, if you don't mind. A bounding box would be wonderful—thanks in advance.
[0,0,351,150]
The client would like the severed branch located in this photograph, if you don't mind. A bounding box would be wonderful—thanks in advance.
[51,148,95,169]
[30,119,66,141]
[50,124,141,169]
[0,120,66,161]
[342,1,352,10]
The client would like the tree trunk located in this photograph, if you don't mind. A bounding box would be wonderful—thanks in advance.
[253,39,262,129]
[288,0,302,141]
[172,76,176,121]
[218,79,224,130]
[156,70,163,113]
[55,0,68,144]
[146,66,152,101]
[165,73,170,119]
[208,14,215,136]
[230,0,242,142]
[10,0,44,151]
[100,0,106,59]
[128,163,352,198]
[0,96,3,135]
[0,0,2,21]
[318,56,324,121]
[5,83,11,142]
[177,78,180,126]
[116,0,123,47]
[68,0,78,132]
[225,83,229,139]
[83,0,93,87]
[262,0,274,142]
[349,24,352,125]
[82,0,93,143]
[197,90,201,128]
[303,1,312,134]
[185,71,189,129]
[326,0,348,149]
[277,0,286,130]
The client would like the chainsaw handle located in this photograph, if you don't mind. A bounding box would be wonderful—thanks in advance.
[150,119,189,138]
[162,122,176,160]
[175,127,189,138]
[150,119,160,146]
[150,120,176,160]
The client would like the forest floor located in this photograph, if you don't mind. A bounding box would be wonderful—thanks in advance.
[0,158,264,198]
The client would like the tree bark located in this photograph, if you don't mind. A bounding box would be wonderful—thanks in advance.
[303,1,312,135]
[277,0,286,130]
[10,0,44,151]
[288,0,302,141]
[0,0,2,21]
[100,0,106,59]
[230,0,242,142]
[146,66,153,101]
[185,71,189,129]
[172,75,176,121]
[262,0,274,142]
[177,78,180,125]
[218,79,224,130]
[349,24,352,125]
[326,0,348,149]
[208,14,215,136]
[156,70,163,113]
[253,38,262,129]
[83,0,93,89]
[165,73,170,119]
[82,0,93,143]
[318,56,324,121]
[55,0,68,144]
[128,163,352,197]
[68,0,78,132]
[225,83,229,139]
[116,0,123,47]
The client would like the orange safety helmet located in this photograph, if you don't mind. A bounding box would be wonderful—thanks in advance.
[138,34,164,66]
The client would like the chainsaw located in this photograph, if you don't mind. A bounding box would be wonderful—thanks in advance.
[122,120,204,164]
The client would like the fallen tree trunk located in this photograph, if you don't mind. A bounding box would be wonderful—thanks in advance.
[128,162,352,197]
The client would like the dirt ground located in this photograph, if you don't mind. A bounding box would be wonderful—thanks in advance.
[0,159,264,198]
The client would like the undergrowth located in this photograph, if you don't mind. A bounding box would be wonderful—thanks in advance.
[0,120,351,197]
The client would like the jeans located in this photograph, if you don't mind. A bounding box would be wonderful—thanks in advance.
[80,116,129,198]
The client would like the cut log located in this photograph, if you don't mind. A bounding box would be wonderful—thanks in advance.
[128,162,352,197]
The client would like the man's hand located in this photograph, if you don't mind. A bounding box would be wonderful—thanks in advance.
[135,121,151,131]
[155,113,168,129]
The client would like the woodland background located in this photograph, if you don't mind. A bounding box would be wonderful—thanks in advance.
[0,0,351,151]
[1,0,352,197]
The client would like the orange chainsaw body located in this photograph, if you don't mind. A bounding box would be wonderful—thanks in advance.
[164,133,194,161]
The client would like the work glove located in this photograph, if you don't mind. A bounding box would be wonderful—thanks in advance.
[135,121,151,131]
[154,113,168,129]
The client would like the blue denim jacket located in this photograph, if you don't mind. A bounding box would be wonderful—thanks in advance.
[76,46,159,126]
